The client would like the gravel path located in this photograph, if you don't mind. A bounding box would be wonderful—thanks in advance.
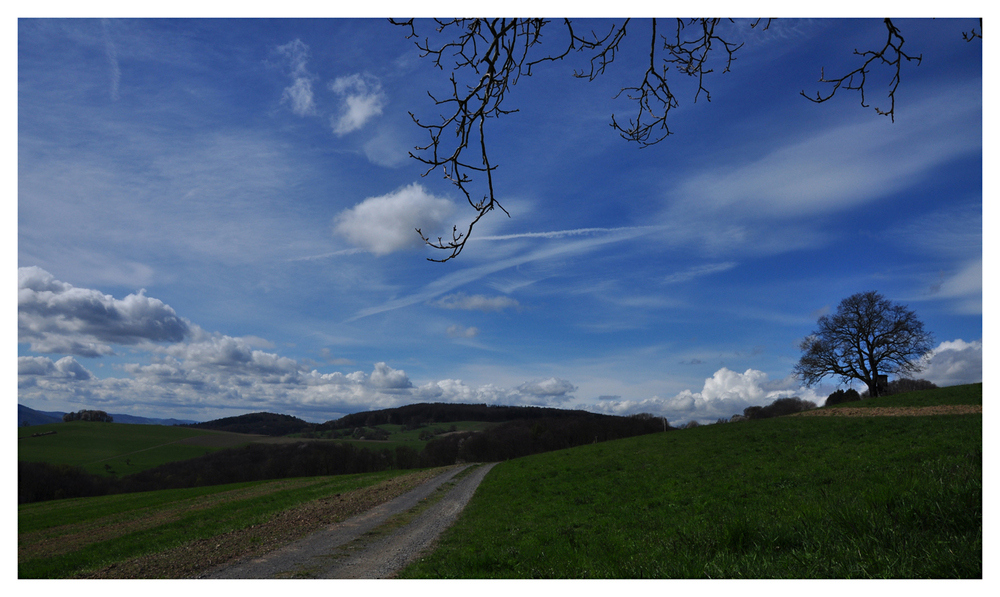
[201,462,496,579]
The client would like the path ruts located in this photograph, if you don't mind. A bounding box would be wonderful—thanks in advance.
[201,462,496,579]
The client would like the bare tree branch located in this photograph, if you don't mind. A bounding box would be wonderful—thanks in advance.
[392,18,976,261]
[393,18,756,260]
[800,18,922,122]
[962,18,983,42]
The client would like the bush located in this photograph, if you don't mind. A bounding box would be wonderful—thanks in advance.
[826,388,861,406]
[744,397,817,420]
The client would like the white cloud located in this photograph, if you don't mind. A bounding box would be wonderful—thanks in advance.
[283,77,317,117]
[660,84,981,256]
[447,324,480,338]
[333,183,457,255]
[369,362,413,390]
[275,39,316,116]
[433,293,520,312]
[362,126,412,167]
[18,267,190,357]
[517,378,577,400]
[414,377,578,407]
[920,339,982,387]
[670,91,979,222]
[18,356,93,382]
[586,367,824,424]
[930,259,982,315]
[330,73,385,135]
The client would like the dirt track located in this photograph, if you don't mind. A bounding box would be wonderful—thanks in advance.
[200,462,496,579]
[792,405,982,417]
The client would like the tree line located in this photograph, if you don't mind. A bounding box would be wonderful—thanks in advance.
[19,410,667,504]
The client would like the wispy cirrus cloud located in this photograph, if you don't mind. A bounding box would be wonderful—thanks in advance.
[101,19,120,101]
[347,224,660,321]
[662,262,738,285]
[660,81,981,256]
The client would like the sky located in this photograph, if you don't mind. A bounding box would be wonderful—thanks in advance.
[15,13,985,426]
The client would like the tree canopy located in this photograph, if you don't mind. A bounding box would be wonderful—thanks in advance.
[794,291,934,398]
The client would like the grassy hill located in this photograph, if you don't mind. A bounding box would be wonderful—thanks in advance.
[18,421,261,477]
[18,384,981,578]
[398,384,981,578]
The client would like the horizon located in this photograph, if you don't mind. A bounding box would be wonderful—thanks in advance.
[17,15,983,426]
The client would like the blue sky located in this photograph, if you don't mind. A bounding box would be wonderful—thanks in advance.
[16,15,984,425]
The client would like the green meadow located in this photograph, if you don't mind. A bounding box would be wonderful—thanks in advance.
[19,385,981,578]
[18,468,438,578]
[399,386,981,578]
[18,421,256,476]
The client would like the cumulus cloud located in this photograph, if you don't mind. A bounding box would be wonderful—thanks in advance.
[275,39,317,116]
[333,183,457,255]
[414,377,578,407]
[18,267,190,357]
[18,355,93,382]
[369,362,413,390]
[588,367,824,424]
[330,73,385,135]
[433,293,520,312]
[920,339,982,387]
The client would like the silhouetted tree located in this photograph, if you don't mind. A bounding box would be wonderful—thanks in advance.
[795,291,933,398]
[391,18,981,261]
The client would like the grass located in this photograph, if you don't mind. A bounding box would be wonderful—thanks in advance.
[399,387,981,578]
[18,467,438,578]
[827,382,982,409]
[18,421,258,476]
[18,385,982,579]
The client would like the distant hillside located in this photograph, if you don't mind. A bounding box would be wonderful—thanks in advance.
[318,402,623,432]
[184,412,313,436]
[18,404,198,427]
[107,413,201,426]
[18,405,63,427]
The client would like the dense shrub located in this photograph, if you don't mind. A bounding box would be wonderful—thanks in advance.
[18,461,115,503]
[826,388,861,406]
[885,378,938,396]
[744,397,817,420]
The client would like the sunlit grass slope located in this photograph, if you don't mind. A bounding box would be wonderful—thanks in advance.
[826,382,981,409]
[18,421,256,476]
[400,386,981,578]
